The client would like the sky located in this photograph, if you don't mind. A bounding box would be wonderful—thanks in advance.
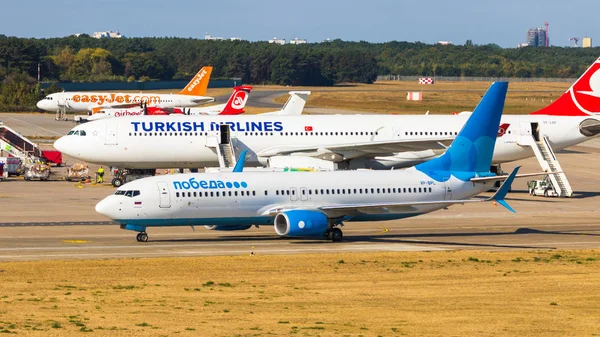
[1,0,598,48]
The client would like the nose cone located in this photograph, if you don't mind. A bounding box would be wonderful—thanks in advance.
[96,196,116,219]
[53,136,68,154]
[36,100,46,110]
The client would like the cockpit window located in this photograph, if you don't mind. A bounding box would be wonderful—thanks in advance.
[73,130,80,136]
[80,130,86,136]
[67,131,74,135]
[115,190,141,197]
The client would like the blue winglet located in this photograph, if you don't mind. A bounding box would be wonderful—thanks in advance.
[232,150,247,173]
[490,166,520,213]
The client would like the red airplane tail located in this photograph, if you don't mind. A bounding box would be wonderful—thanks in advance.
[531,57,600,116]
[219,86,253,115]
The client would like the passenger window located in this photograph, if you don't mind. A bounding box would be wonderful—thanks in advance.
[188,192,191,197]
[176,192,180,197]
[265,190,268,196]
[377,188,380,194]
[234,191,238,196]
[216,191,220,197]
[253,191,256,196]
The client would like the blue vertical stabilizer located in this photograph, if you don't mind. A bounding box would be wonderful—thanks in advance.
[416,82,508,181]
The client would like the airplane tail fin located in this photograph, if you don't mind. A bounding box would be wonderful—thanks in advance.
[530,57,600,116]
[219,86,253,115]
[179,66,213,96]
[272,91,310,116]
[489,166,520,213]
[416,82,508,180]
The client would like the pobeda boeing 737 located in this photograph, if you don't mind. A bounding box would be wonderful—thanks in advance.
[95,82,520,242]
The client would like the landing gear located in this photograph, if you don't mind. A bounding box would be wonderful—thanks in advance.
[136,232,149,242]
[328,228,343,242]
[325,226,343,242]
[111,177,123,187]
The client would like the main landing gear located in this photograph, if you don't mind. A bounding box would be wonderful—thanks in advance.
[136,232,149,242]
[324,227,343,242]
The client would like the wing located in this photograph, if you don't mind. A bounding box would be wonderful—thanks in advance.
[256,138,454,161]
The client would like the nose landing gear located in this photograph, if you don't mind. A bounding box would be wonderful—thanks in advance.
[136,232,149,242]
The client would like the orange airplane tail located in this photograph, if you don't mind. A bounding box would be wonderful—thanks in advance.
[180,66,213,96]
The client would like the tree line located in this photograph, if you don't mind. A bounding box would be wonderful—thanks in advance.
[1,34,599,111]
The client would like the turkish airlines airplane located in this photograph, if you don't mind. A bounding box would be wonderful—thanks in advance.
[95,82,519,242]
[37,66,215,113]
[83,86,253,122]
[54,58,600,174]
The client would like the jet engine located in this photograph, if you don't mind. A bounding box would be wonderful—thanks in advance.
[204,225,253,231]
[274,210,329,237]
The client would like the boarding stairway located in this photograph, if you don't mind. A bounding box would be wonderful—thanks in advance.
[0,123,42,162]
[520,135,573,197]
[216,143,236,168]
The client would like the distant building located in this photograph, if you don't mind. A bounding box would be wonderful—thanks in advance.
[582,37,593,48]
[289,38,307,45]
[269,37,286,45]
[437,41,453,45]
[204,33,241,41]
[526,27,547,47]
[92,30,124,39]
[517,43,530,48]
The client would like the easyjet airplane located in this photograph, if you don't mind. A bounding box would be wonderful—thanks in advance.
[37,66,215,113]
[54,58,600,175]
[83,86,253,122]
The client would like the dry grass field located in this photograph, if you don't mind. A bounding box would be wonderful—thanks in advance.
[272,81,572,114]
[0,250,598,336]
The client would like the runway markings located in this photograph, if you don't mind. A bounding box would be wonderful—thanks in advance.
[62,240,91,244]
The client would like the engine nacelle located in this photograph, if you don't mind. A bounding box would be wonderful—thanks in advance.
[274,210,329,237]
[204,225,252,231]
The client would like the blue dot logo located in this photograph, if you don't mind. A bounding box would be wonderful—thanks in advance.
[241,182,248,188]
[233,182,240,188]
[226,182,233,188]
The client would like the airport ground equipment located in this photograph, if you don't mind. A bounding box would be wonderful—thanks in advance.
[527,178,559,197]
[110,167,156,187]
[0,163,4,180]
[0,157,23,176]
[23,163,51,181]
[517,123,573,197]
[66,163,90,181]
[0,122,62,166]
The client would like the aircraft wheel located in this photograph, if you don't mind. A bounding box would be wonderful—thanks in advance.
[140,232,148,242]
[329,228,343,242]
[112,178,123,187]
[136,233,142,242]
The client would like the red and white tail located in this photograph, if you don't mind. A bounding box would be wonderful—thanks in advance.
[219,86,253,115]
[531,57,600,116]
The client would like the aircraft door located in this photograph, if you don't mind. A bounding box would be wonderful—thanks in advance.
[444,184,453,200]
[105,124,118,145]
[289,187,298,201]
[519,122,532,137]
[219,124,230,144]
[157,181,171,208]
[300,187,309,201]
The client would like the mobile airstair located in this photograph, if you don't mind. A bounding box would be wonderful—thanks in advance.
[517,122,573,197]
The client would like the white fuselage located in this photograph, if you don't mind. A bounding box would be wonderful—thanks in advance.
[37,92,214,112]
[54,114,599,169]
[95,167,489,227]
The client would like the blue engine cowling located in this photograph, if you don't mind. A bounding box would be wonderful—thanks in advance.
[274,210,329,237]
[204,225,252,231]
